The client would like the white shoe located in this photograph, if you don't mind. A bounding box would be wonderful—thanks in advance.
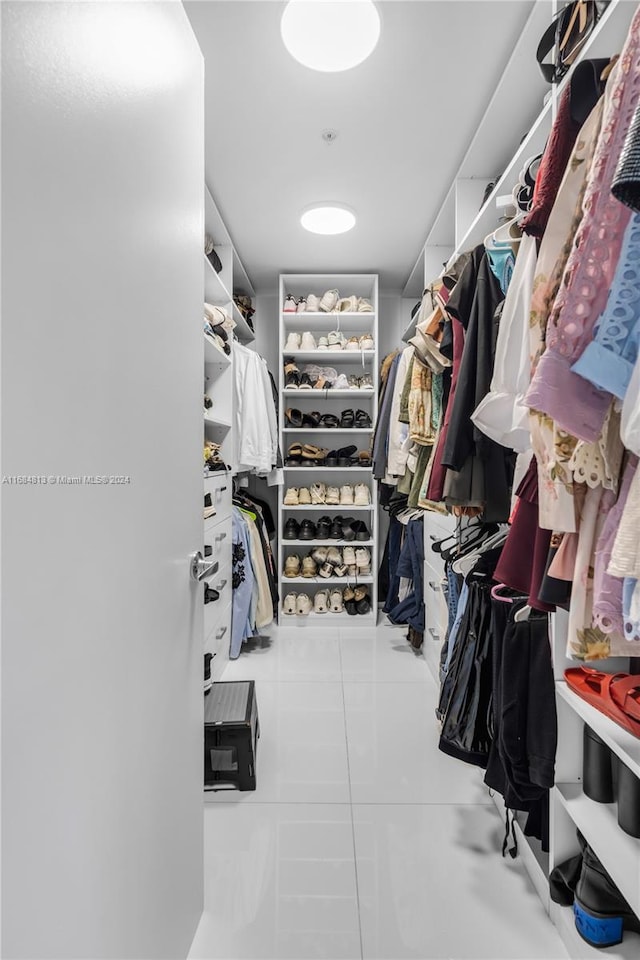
[284,332,301,351]
[359,333,374,350]
[300,332,317,350]
[357,298,374,313]
[343,545,356,566]
[344,337,360,351]
[330,588,344,613]
[298,487,311,505]
[333,373,349,390]
[317,336,329,351]
[296,593,312,616]
[310,482,326,504]
[295,297,307,313]
[355,547,371,569]
[283,295,297,313]
[319,289,339,312]
[336,295,358,312]
[314,589,330,614]
[328,330,346,349]
[354,483,370,505]
[306,294,320,312]
[284,487,299,505]
[325,485,340,505]
[340,485,354,505]
[283,593,298,615]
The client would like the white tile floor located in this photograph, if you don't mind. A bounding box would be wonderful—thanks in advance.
[189,620,569,960]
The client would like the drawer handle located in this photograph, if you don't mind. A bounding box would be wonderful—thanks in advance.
[215,532,227,543]
[428,580,438,590]
[216,579,227,592]
[219,486,228,493]
[215,626,228,641]
[428,628,440,642]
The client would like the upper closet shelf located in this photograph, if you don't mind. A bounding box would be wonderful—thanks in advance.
[204,183,255,345]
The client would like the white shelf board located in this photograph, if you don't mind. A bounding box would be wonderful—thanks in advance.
[282,504,374,512]
[282,311,376,328]
[283,389,375,397]
[204,184,231,245]
[556,682,640,779]
[551,899,640,959]
[204,414,232,430]
[230,302,255,344]
[556,782,640,909]
[232,247,255,298]
[280,575,374,585]
[282,539,373,548]
[284,350,375,363]
[204,336,231,367]
[283,428,373,434]
[204,256,232,304]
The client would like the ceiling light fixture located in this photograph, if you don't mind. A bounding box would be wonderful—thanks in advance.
[281,0,380,73]
[301,203,356,235]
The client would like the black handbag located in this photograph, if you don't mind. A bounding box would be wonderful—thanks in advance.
[537,1,608,84]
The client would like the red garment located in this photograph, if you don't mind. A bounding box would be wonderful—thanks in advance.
[520,86,581,239]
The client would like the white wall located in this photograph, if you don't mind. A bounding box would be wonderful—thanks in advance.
[1,3,205,957]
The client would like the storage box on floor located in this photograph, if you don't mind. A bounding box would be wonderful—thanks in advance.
[204,680,259,791]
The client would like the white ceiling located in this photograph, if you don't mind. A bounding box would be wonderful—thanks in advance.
[184,0,536,294]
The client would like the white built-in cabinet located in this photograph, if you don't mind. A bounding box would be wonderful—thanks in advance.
[203,185,255,681]
[413,3,640,955]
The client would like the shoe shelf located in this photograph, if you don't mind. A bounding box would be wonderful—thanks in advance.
[550,900,640,960]
[204,335,231,367]
[204,413,232,430]
[556,782,640,910]
[279,273,379,628]
[556,682,640,781]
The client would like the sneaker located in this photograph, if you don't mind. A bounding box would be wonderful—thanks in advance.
[333,563,348,577]
[336,295,358,312]
[354,483,371,505]
[302,556,318,578]
[340,484,354,505]
[284,487,299,505]
[347,375,360,390]
[319,289,339,312]
[300,332,317,350]
[298,487,311,505]
[284,361,301,388]
[284,555,301,578]
[204,493,216,520]
[284,332,301,351]
[314,589,330,613]
[355,586,372,614]
[326,547,342,567]
[359,333,374,350]
[306,293,320,312]
[343,545,356,566]
[296,593,312,616]
[330,588,344,612]
[325,485,340,505]
[343,586,357,615]
[284,518,300,539]
[355,547,371,570]
[318,562,334,579]
[296,297,307,313]
[317,336,329,351]
[328,330,346,349]
[357,298,374,313]
[283,295,297,313]
[283,593,297,615]
[345,337,360,351]
[359,373,374,389]
[311,546,328,565]
[333,373,350,390]
[311,482,326,504]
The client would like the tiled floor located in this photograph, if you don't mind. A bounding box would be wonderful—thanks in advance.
[189,620,568,960]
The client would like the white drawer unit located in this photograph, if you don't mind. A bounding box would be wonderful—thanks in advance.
[204,473,232,529]
[205,602,232,683]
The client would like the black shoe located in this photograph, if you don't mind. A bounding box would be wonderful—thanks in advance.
[340,409,355,428]
[302,411,321,428]
[320,414,340,428]
[583,726,615,803]
[299,372,315,389]
[284,518,300,540]
[340,516,357,541]
[337,444,357,467]
[355,409,372,428]
[574,835,640,947]
[330,516,344,539]
[352,520,370,541]
[299,519,317,540]
[325,450,339,467]
[317,516,332,539]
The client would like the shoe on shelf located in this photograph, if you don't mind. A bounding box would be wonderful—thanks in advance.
[343,545,356,566]
[352,519,370,541]
[354,483,371,505]
[298,372,315,389]
[285,408,303,427]
[343,586,357,616]
[333,373,350,390]
[300,519,317,540]
[319,366,338,383]
[355,547,371,572]
[347,375,360,389]
[337,295,358,312]
[318,562,334,579]
[355,586,371,614]
[355,410,372,428]
[333,562,348,577]
[320,414,340,429]
[328,330,347,349]
[283,295,297,313]
[326,485,340,505]
[317,336,329,351]
[204,493,216,520]
[357,450,372,466]
[301,444,328,464]
[319,289,339,312]
[284,518,300,540]
[296,297,307,313]
[284,332,301,352]
[302,555,318,578]
[325,450,339,467]
[330,516,344,539]
[317,516,332,539]
[311,545,328,564]
[359,333,374,350]
[357,298,374,313]
[345,337,360,351]
[340,484,354,505]
[337,444,358,466]
[314,589,330,614]
[326,546,342,567]
[283,593,298,615]
[300,332,317,350]
[284,554,301,578]
[296,593,312,616]
[306,294,320,312]
[284,361,301,388]
[340,409,355,428]
[301,410,321,428]
[330,588,344,613]
[298,487,312,504]
[284,487,299,505]
[311,482,326,504]
[359,373,374,389]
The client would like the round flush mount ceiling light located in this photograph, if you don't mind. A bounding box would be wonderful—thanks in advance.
[301,203,356,235]
[281,0,380,72]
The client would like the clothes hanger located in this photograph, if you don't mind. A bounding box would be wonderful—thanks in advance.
[514,603,532,622]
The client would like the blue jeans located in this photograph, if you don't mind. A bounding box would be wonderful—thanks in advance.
[386,519,425,633]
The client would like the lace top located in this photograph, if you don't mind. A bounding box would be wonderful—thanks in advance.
[526,19,640,443]
[572,212,640,400]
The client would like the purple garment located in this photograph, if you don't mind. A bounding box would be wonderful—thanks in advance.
[593,455,638,636]
[525,14,640,443]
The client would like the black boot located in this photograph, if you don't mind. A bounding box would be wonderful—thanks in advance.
[583,725,615,803]
[574,839,640,947]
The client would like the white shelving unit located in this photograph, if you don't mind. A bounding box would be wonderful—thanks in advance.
[408,3,640,954]
[278,274,379,625]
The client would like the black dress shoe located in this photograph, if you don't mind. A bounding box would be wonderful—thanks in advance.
[284,518,300,540]
[299,519,317,540]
